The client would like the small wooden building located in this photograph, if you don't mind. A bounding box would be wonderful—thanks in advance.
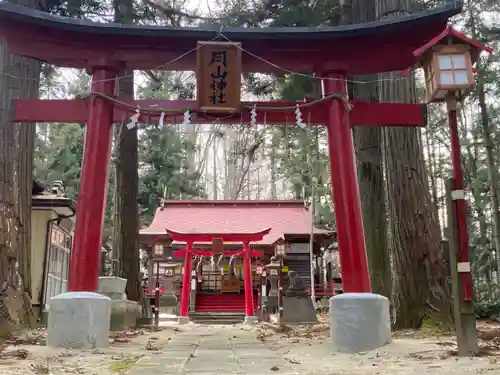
[31,177,76,315]
[138,200,334,313]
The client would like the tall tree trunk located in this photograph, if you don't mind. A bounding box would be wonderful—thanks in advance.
[376,0,451,328]
[467,0,500,281]
[0,0,40,331]
[113,0,141,302]
[270,130,278,199]
[350,0,391,298]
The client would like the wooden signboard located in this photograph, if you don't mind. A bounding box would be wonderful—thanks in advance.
[212,237,223,255]
[196,41,242,113]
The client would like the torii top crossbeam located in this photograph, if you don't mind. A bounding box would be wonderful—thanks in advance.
[0,2,462,75]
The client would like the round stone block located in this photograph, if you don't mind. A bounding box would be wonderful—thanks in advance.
[329,293,391,353]
[47,292,111,349]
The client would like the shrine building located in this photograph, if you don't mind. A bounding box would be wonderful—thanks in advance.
[138,200,335,319]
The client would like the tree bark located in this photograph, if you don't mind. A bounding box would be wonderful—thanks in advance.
[0,0,40,331]
[467,0,500,282]
[113,0,141,302]
[350,0,391,298]
[376,0,451,328]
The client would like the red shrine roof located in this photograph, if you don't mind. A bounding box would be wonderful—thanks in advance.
[0,2,462,74]
[139,200,331,245]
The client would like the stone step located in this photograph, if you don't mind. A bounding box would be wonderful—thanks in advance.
[190,312,245,324]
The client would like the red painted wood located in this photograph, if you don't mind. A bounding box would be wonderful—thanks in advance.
[242,242,255,318]
[0,17,448,74]
[166,229,271,243]
[448,108,473,301]
[67,68,117,292]
[322,72,371,293]
[172,249,263,258]
[413,26,493,64]
[179,242,193,317]
[12,99,426,127]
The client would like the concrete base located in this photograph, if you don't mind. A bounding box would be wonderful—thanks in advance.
[329,293,391,353]
[47,292,111,349]
[98,277,127,300]
[159,295,179,315]
[244,316,259,325]
[110,300,141,331]
[282,296,317,324]
[178,316,190,325]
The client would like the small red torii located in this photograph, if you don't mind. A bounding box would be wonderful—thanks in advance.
[167,228,270,320]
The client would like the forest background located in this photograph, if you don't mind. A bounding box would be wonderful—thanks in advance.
[0,0,499,330]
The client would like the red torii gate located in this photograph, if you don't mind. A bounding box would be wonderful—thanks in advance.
[167,229,269,321]
[0,2,462,296]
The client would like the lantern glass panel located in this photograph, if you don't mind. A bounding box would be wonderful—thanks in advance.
[440,71,454,85]
[439,55,452,69]
[455,70,469,85]
[154,243,163,256]
[452,55,466,69]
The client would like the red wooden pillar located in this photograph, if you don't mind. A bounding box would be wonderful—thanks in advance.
[242,241,255,317]
[322,71,371,293]
[68,67,117,292]
[447,100,473,301]
[179,242,193,317]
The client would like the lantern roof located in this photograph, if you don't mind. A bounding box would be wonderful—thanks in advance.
[413,26,493,66]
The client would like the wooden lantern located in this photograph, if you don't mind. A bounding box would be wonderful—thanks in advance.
[423,45,474,102]
[413,26,493,103]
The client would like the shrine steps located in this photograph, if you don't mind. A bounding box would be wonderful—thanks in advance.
[189,311,246,325]
[192,294,258,323]
[195,294,246,312]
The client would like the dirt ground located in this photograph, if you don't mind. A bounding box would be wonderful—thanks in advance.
[0,318,499,374]
[0,326,179,375]
[258,316,500,375]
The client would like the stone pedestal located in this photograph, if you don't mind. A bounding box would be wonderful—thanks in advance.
[282,296,317,324]
[159,295,179,315]
[47,292,111,349]
[329,293,391,353]
[98,276,127,300]
[110,300,141,331]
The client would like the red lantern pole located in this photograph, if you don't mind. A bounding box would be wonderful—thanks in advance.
[68,67,117,292]
[447,98,473,301]
[322,71,371,293]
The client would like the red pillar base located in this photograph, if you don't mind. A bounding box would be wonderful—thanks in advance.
[322,71,371,293]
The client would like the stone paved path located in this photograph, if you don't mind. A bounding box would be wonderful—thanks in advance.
[130,325,298,375]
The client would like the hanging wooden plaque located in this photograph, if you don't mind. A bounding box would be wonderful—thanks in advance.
[196,41,242,113]
[212,237,223,255]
